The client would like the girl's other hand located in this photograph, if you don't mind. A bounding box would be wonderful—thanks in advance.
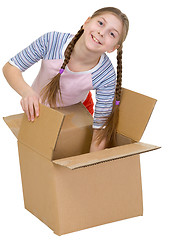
[2,63,42,122]
[20,89,41,122]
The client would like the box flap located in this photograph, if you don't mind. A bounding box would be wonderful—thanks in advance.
[3,113,24,138]
[52,142,160,169]
[18,104,64,159]
[56,103,93,129]
[118,88,157,141]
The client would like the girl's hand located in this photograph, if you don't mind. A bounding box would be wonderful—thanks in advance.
[20,89,41,122]
[90,129,106,152]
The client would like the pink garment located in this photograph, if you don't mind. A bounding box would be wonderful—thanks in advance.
[32,59,93,107]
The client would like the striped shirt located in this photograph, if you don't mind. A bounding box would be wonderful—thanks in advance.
[9,31,116,128]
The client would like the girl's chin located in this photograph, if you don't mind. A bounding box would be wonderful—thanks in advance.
[84,38,102,51]
[85,44,102,53]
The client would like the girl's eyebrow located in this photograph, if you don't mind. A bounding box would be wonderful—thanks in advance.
[101,17,120,35]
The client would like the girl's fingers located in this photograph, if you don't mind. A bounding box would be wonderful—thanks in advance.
[34,98,40,118]
[20,93,41,121]
[28,100,35,122]
[20,98,30,121]
[21,97,32,121]
[23,100,31,121]
[28,97,40,121]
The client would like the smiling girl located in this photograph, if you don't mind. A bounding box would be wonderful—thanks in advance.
[2,7,129,152]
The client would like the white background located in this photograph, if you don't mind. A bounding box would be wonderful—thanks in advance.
[0,0,170,239]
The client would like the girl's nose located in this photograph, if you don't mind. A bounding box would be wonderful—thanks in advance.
[98,31,104,37]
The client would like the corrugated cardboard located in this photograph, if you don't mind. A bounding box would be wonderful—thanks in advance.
[3,88,160,235]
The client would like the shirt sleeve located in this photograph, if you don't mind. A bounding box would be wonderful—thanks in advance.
[92,55,116,129]
[9,32,51,72]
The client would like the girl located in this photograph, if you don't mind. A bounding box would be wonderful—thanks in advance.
[2,7,129,152]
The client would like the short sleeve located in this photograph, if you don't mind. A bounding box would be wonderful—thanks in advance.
[92,55,116,129]
[9,32,52,72]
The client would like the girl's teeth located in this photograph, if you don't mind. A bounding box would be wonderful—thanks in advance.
[92,35,100,44]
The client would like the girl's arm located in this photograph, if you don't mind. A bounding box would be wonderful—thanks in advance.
[90,129,106,152]
[2,62,41,121]
[2,33,54,121]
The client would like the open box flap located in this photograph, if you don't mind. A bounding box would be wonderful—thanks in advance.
[55,103,93,129]
[18,104,65,159]
[118,88,157,141]
[3,113,24,138]
[52,142,160,169]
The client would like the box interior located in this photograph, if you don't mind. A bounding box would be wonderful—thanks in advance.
[51,101,135,160]
[53,129,135,161]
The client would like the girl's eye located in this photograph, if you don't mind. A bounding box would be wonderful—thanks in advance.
[98,21,103,26]
[110,32,115,38]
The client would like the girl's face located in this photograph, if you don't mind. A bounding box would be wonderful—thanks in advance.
[82,12,123,54]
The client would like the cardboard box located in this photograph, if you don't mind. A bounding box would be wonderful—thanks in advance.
[3,88,160,235]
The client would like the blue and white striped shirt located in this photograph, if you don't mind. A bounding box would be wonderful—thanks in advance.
[9,31,116,128]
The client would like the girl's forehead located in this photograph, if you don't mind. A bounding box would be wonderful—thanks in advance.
[93,12,121,22]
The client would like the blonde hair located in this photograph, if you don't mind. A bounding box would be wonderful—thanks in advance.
[41,7,129,147]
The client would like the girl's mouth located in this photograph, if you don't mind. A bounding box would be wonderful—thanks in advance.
[91,34,102,45]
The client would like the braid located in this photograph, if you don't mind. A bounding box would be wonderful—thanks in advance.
[41,26,84,107]
[116,46,123,101]
[61,27,84,70]
[96,46,123,147]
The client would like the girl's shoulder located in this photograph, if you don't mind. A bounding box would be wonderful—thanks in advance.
[92,53,115,76]
[101,53,115,68]
[43,31,73,45]
[91,53,116,88]
[40,31,74,60]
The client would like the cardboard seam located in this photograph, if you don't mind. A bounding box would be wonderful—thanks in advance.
[17,139,52,161]
[117,130,137,142]
[66,146,160,170]
[116,132,136,143]
[53,115,65,153]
